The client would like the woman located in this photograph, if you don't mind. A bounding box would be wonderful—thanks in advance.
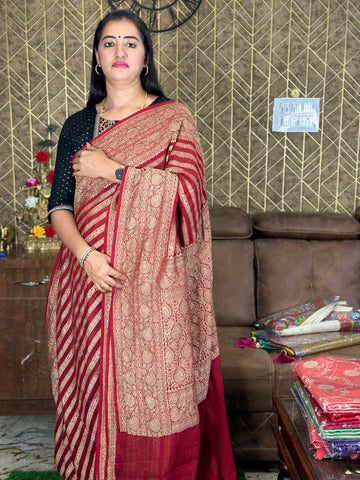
[46,9,236,480]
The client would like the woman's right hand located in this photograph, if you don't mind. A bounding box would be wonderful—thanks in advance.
[50,210,127,293]
[73,143,123,183]
[83,249,128,293]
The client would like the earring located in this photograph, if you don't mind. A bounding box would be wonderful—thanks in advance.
[95,64,103,76]
[143,65,149,77]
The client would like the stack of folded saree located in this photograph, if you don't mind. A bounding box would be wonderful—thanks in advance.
[242,299,360,360]
[292,356,360,460]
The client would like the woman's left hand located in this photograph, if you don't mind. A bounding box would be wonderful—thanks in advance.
[73,143,118,180]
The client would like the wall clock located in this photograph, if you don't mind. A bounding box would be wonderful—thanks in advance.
[108,0,203,33]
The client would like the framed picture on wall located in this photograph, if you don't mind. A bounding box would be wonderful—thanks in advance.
[272,97,320,132]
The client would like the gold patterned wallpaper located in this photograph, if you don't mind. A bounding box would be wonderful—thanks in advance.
[1,0,360,242]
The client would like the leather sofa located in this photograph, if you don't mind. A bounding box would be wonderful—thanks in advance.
[209,206,360,462]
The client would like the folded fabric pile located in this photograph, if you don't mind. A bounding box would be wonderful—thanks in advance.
[258,297,360,336]
[292,355,360,460]
[236,298,360,362]
[250,329,360,361]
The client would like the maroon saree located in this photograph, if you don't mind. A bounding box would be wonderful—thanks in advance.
[46,101,236,480]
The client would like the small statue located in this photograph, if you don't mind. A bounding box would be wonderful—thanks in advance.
[0,225,14,252]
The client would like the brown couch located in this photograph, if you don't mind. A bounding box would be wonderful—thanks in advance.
[209,207,360,462]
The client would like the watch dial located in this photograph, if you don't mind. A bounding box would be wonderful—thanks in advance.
[108,0,203,33]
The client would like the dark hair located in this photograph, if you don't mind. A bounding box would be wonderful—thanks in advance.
[87,9,164,107]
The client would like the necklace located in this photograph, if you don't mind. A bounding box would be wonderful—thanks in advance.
[99,91,148,115]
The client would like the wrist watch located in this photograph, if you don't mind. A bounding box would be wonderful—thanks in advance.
[115,167,124,181]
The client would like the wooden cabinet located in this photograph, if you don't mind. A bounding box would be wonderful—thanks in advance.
[0,247,58,414]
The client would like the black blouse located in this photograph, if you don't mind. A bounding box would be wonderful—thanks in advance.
[48,96,170,219]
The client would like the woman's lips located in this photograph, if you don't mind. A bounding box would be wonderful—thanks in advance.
[112,61,128,68]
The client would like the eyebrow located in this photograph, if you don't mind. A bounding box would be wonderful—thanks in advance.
[101,35,140,41]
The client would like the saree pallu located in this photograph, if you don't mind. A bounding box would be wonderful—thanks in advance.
[46,101,236,480]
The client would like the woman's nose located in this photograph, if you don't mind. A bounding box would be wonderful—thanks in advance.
[115,43,126,58]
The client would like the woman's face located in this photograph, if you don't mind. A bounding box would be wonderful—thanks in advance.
[95,19,147,87]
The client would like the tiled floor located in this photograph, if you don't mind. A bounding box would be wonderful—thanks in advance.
[0,416,279,480]
[0,416,57,480]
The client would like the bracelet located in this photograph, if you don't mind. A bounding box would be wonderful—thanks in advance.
[79,247,94,268]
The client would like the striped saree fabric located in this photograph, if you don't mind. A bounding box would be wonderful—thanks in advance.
[46,101,236,480]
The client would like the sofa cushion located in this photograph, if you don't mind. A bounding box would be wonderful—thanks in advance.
[255,238,313,318]
[210,206,252,239]
[253,212,360,239]
[255,238,360,318]
[311,240,360,307]
[212,239,256,326]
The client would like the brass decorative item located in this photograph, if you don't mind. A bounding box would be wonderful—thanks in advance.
[0,225,14,252]
[17,126,61,252]
[22,232,61,251]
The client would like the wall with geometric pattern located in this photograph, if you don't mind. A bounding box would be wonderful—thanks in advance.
[1,0,359,243]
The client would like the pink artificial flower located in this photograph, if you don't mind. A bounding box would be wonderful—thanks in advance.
[26,177,40,187]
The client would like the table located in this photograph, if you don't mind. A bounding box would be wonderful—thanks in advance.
[273,396,360,480]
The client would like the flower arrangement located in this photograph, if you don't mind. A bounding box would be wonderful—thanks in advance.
[17,126,61,251]
[31,224,56,239]
[22,151,55,220]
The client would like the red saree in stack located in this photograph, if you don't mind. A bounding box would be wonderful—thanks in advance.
[46,101,236,480]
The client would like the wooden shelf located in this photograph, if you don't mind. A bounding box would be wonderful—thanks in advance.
[0,246,58,414]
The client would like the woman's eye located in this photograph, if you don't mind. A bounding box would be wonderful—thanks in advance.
[104,41,114,47]
[127,42,136,48]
